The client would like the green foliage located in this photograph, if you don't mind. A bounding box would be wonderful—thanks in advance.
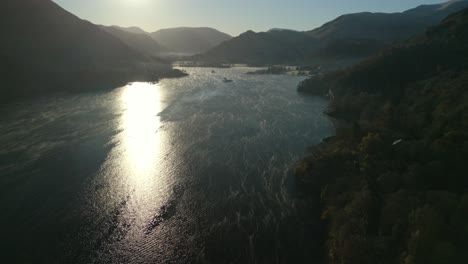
[296,7,468,264]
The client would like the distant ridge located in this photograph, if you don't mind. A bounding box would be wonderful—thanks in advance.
[308,0,468,40]
[150,27,232,55]
[193,30,319,65]
[100,25,169,56]
[197,0,468,67]
[267,28,299,33]
[110,25,148,35]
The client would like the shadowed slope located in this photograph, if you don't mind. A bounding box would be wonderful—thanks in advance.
[0,0,181,101]
[296,7,468,264]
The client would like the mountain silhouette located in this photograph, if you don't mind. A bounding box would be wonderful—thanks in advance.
[150,27,232,55]
[0,0,180,101]
[100,25,169,57]
[197,0,468,67]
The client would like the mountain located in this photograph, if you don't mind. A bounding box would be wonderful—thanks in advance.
[110,25,148,35]
[267,28,298,33]
[307,0,468,40]
[0,0,181,101]
[100,25,169,56]
[198,0,468,67]
[296,7,468,264]
[194,30,320,65]
[150,27,232,55]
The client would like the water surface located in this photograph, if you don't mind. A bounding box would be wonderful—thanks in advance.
[0,67,334,263]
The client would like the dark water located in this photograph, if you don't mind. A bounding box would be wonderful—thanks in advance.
[0,67,334,263]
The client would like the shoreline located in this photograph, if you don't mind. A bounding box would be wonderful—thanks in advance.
[0,68,188,105]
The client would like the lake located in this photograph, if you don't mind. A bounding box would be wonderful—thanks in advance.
[0,67,334,263]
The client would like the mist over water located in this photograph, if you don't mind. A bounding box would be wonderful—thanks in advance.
[0,67,334,263]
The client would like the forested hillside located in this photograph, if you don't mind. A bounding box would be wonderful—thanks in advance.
[296,7,468,264]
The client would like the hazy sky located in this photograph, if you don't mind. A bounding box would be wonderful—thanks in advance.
[53,0,449,36]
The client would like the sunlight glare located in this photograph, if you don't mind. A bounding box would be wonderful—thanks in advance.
[120,0,149,6]
[122,82,161,180]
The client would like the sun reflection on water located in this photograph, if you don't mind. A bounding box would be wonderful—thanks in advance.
[110,81,175,234]
[85,79,177,257]
[122,82,161,181]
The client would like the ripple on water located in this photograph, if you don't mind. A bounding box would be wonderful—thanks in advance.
[0,67,334,263]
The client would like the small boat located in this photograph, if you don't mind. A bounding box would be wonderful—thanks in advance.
[223,77,233,83]
[392,139,404,146]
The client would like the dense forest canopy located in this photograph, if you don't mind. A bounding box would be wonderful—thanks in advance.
[296,7,468,264]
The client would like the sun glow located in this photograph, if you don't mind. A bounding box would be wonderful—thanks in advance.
[120,0,150,6]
